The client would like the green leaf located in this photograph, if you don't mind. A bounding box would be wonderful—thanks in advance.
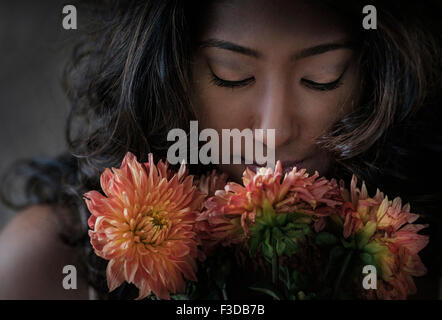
[276,213,288,225]
[363,242,386,254]
[359,251,382,277]
[264,228,271,246]
[285,229,304,239]
[282,223,295,231]
[356,221,377,248]
[292,223,308,229]
[359,252,375,266]
[301,224,311,234]
[262,241,273,259]
[276,239,286,256]
[273,227,284,240]
[249,224,262,236]
[315,232,339,246]
[285,237,298,255]
[341,237,356,249]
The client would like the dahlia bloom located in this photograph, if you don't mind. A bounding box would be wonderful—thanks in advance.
[194,170,230,257]
[84,152,205,299]
[197,169,229,198]
[196,161,342,248]
[339,176,429,299]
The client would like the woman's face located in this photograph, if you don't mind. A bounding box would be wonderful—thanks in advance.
[191,0,359,182]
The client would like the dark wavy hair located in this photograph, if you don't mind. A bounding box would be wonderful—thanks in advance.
[1,0,441,299]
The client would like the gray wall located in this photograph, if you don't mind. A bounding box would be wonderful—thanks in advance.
[0,1,75,229]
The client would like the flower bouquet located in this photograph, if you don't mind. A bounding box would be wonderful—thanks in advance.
[84,152,429,300]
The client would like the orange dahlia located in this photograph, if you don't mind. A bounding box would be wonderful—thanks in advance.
[196,161,342,248]
[84,152,205,299]
[339,176,429,299]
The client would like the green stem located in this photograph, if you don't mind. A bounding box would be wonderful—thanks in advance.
[332,250,353,299]
[222,286,228,300]
[272,238,279,291]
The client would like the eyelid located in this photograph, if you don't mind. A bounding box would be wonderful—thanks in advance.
[208,62,252,81]
[208,65,255,88]
[301,77,342,91]
[301,66,348,91]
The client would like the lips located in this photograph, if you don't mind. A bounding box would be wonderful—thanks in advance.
[247,159,305,175]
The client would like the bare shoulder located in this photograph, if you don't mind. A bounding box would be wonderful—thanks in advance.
[0,205,89,299]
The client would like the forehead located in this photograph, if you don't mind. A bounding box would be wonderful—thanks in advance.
[200,0,350,48]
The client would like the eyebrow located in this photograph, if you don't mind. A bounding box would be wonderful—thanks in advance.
[199,39,261,58]
[294,42,355,60]
[198,38,355,60]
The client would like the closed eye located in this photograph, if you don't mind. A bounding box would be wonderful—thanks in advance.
[209,67,346,90]
[209,70,255,88]
[301,77,343,91]
[301,67,348,91]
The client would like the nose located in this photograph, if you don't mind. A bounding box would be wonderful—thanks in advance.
[254,77,294,148]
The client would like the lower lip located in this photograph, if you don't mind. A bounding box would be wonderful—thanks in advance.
[246,164,262,173]
[246,160,306,175]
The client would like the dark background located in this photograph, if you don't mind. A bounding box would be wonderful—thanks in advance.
[0,1,75,229]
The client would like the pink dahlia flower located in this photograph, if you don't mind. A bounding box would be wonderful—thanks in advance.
[196,161,342,248]
[340,176,429,299]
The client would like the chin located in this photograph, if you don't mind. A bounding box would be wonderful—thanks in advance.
[296,154,333,176]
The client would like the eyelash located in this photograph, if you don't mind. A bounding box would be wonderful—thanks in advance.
[301,77,343,91]
[209,71,255,88]
[209,70,345,91]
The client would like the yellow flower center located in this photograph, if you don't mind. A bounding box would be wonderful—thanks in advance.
[151,210,167,228]
[126,209,170,246]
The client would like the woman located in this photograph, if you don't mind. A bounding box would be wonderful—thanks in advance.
[0,0,441,299]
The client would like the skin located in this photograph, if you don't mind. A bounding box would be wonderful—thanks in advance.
[191,0,360,182]
[0,205,89,299]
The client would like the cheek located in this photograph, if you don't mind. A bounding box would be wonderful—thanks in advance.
[293,85,355,140]
[192,82,255,131]
[191,55,260,131]
[291,92,339,139]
